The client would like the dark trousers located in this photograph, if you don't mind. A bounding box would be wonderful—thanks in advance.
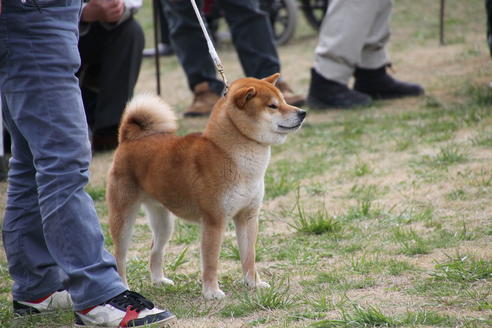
[161,0,281,94]
[157,0,171,44]
[78,18,144,134]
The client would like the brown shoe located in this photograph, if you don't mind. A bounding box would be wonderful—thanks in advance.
[184,82,221,117]
[277,81,305,107]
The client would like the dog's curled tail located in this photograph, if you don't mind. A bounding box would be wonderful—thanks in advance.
[119,94,177,143]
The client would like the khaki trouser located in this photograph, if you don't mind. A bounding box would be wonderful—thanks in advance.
[314,0,393,85]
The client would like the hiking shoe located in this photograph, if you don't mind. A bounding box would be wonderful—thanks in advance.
[353,66,424,99]
[183,82,221,117]
[307,68,371,109]
[74,290,175,327]
[13,290,73,316]
[276,80,306,107]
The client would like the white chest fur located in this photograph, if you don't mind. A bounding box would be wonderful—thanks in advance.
[220,145,270,219]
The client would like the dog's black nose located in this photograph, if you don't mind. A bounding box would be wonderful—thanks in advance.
[297,110,307,119]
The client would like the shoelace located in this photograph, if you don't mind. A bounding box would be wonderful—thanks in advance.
[109,291,154,313]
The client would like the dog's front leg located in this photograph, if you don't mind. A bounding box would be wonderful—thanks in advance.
[201,220,226,299]
[234,209,270,289]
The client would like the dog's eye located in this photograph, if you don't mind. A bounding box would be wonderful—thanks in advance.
[268,104,278,109]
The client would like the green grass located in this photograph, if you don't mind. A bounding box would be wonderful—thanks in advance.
[312,304,459,327]
[312,304,398,327]
[430,254,492,282]
[85,185,106,201]
[392,227,431,256]
[172,220,200,245]
[287,190,343,235]
[220,280,295,318]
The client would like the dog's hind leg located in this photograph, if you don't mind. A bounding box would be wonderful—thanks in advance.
[107,178,141,287]
[143,199,175,286]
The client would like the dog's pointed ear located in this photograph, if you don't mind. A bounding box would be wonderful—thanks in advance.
[262,73,280,86]
[234,87,256,108]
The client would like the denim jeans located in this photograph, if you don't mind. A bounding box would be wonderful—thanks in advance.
[0,0,126,310]
[161,0,281,94]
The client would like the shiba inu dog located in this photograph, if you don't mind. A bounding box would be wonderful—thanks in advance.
[107,74,306,299]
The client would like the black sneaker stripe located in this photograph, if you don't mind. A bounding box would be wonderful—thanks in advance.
[126,310,176,327]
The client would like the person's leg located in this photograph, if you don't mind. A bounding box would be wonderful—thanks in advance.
[161,0,224,94]
[78,24,104,133]
[218,0,280,78]
[161,0,223,116]
[353,0,424,99]
[79,20,144,150]
[0,0,126,311]
[219,0,304,106]
[359,0,392,70]
[92,20,144,133]
[142,0,174,57]
[308,0,376,109]
[159,1,171,45]
[2,95,67,302]
[313,0,383,85]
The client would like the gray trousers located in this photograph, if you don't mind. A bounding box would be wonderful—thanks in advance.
[0,0,126,310]
[314,0,392,85]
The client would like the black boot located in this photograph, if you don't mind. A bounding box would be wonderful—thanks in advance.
[353,66,424,100]
[307,68,371,109]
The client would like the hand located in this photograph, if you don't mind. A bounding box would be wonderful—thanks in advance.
[81,0,125,23]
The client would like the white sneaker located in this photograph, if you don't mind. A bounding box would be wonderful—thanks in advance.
[13,290,73,316]
[74,290,175,327]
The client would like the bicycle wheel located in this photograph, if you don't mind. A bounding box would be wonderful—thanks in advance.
[300,0,329,30]
[262,0,299,46]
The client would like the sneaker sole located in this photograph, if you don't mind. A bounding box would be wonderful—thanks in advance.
[12,309,71,327]
[73,314,177,328]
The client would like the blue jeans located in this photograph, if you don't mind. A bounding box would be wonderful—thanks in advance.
[0,0,126,310]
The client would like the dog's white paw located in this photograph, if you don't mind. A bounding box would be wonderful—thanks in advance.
[152,277,175,286]
[256,281,270,289]
[244,276,270,289]
[203,288,226,300]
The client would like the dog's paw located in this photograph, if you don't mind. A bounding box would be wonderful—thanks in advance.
[245,277,270,289]
[203,288,226,300]
[256,281,271,289]
[152,277,175,286]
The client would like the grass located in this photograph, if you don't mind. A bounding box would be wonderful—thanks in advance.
[312,304,398,327]
[312,304,461,327]
[430,253,492,282]
[392,227,431,256]
[287,189,343,235]
[1,0,492,327]
[220,280,295,318]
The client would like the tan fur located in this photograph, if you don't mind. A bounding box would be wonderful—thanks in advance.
[107,74,306,299]
[118,94,177,143]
